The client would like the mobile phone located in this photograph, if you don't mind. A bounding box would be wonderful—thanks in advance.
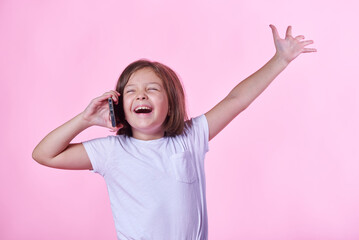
[108,97,123,127]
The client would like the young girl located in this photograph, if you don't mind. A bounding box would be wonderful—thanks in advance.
[32,25,316,240]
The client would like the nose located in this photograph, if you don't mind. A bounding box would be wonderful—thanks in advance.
[136,90,148,100]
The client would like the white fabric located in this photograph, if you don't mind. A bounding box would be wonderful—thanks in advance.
[82,115,209,240]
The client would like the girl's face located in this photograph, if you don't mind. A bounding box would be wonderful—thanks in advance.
[123,67,169,140]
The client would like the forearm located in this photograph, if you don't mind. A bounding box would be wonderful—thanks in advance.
[227,54,289,109]
[32,112,91,163]
[205,25,315,141]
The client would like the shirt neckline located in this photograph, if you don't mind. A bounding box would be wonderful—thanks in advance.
[128,135,167,145]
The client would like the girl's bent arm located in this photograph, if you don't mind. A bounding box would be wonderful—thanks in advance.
[32,113,93,170]
[205,25,316,141]
[32,90,121,170]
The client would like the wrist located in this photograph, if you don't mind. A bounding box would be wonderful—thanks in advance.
[272,53,290,68]
[78,112,94,129]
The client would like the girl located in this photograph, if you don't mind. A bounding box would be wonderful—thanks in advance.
[32,25,316,240]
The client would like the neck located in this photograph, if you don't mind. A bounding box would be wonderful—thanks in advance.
[131,129,165,141]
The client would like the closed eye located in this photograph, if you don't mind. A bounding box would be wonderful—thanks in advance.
[148,88,159,91]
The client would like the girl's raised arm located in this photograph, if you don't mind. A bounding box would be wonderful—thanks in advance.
[32,91,121,170]
[205,25,316,141]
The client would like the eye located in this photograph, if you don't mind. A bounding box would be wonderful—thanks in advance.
[148,87,159,91]
[126,89,135,93]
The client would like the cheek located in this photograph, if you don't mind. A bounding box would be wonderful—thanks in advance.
[161,98,169,115]
[122,97,132,114]
[155,95,168,108]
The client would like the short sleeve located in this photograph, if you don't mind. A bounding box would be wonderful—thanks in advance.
[188,114,210,156]
[82,136,111,176]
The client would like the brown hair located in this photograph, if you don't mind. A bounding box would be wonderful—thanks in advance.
[115,59,189,137]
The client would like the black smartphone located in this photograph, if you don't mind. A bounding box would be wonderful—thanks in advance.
[108,97,123,127]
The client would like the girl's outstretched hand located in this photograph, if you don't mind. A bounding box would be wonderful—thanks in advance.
[82,90,122,132]
[269,24,317,64]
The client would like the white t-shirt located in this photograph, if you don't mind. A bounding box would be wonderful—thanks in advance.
[82,115,209,240]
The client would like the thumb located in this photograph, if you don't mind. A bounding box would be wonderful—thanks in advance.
[269,24,280,42]
[109,123,123,133]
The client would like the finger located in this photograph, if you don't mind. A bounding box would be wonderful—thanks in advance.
[301,40,314,46]
[111,89,121,96]
[103,90,119,103]
[302,48,317,53]
[94,92,117,107]
[295,35,305,40]
[269,24,280,41]
[114,90,122,104]
[109,90,120,103]
[97,93,114,102]
[286,25,292,38]
[109,127,118,133]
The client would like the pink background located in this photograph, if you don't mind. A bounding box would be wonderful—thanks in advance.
[1,0,358,239]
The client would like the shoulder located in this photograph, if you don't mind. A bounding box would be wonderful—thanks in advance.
[181,114,209,151]
[184,115,209,136]
[192,114,208,126]
[82,135,125,149]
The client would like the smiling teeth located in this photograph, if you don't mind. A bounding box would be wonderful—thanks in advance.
[135,106,151,111]
[134,106,153,113]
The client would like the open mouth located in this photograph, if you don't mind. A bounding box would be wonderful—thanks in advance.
[134,106,152,114]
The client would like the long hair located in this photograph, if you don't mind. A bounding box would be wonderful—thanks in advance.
[115,59,189,137]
